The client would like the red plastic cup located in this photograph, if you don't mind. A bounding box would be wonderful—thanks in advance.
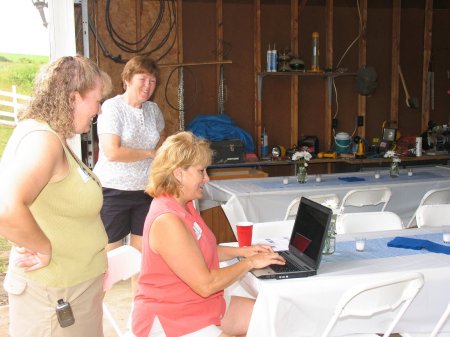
[236,222,253,247]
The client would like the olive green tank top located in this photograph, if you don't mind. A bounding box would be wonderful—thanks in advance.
[6,120,108,287]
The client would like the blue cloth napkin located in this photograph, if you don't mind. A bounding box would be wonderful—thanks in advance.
[387,236,450,255]
[338,177,366,182]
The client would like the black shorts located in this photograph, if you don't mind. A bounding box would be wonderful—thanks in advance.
[100,188,153,243]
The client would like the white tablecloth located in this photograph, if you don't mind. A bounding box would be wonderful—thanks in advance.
[235,225,450,336]
[202,165,450,227]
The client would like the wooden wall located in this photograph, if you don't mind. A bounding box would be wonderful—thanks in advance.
[79,0,181,134]
[76,0,448,243]
[77,0,450,154]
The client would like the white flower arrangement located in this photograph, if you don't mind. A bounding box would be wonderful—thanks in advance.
[384,150,401,163]
[321,199,339,212]
[292,151,312,167]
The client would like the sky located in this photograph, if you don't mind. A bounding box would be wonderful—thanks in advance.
[0,0,50,56]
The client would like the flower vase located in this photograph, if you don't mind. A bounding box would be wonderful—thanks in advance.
[297,166,308,183]
[323,214,336,255]
[389,161,400,178]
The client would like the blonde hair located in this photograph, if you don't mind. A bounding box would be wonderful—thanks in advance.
[146,131,212,198]
[19,55,112,138]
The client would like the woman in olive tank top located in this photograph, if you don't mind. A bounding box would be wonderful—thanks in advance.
[0,56,112,337]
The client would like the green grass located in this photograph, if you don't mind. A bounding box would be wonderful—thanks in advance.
[0,125,14,157]
[0,52,48,95]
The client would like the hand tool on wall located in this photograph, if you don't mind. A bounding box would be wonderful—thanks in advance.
[398,64,419,109]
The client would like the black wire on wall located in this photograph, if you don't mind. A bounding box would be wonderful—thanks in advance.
[164,66,199,112]
[84,0,177,64]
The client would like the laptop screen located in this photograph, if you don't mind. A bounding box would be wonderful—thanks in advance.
[289,197,332,265]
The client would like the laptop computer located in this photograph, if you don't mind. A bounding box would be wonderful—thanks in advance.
[250,197,332,280]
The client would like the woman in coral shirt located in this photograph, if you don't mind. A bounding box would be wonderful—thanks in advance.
[132,131,285,337]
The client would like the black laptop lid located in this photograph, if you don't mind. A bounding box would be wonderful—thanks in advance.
[288,197,332,268]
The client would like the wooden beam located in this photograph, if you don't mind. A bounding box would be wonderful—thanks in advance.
[325,0,333,71]
[175,0,183,131]
[421,0,433,131]
[357,0,367,139]
[176,0,183,65]
[216,0,223,62]
[324,0,333,151]
[290,0,299,148]
[254,0,262,157]
[390,0,401,124]
[216,0,223,115]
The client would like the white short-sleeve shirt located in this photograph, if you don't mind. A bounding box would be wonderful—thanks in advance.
[94,95,165,191]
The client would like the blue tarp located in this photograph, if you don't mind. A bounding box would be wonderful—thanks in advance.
[187,114,255,152]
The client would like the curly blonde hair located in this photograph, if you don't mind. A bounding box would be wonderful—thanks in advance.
[18,55,112,139]
[146,131,212,198]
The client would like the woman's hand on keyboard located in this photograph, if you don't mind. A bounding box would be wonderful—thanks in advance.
[247,251,286,269]
[239,244,273,258]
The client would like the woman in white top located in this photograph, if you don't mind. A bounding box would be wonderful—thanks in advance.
[94,56,166,257]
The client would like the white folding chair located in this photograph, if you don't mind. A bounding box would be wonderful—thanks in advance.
[103,245,142,337]
[336,211,403,234]
[308,193,340,206]
[415,204,450,228]
[283,197,301,221]
[320,272,424,337]
[406,187,450,228]
[430,301,450,337]
[283,194,339,221]
[339,187,392,214]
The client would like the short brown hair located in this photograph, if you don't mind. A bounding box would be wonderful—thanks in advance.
[121,56,159,90]
[146,131,212,198]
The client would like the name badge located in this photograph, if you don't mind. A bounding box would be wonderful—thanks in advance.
[193,222,202,240]
[78,167,91,183]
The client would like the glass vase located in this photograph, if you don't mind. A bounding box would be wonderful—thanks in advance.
[297,165,308,183]
[389,161,400,178]
[323,214,336,255]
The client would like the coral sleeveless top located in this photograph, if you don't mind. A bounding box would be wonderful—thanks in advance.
[132,196,225,337]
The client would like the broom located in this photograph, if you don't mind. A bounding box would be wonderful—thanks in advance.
[398,64,419,109]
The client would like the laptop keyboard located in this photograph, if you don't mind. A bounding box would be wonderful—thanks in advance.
[270,251,306,272]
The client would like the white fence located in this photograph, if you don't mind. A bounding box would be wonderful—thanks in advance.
[0,86,31,126]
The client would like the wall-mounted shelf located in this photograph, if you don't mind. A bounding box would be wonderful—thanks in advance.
[257,71,356,102]
[255,69,357,159]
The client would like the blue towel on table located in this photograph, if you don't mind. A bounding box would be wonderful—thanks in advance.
[338,177,366,182]
[387,236,450,255]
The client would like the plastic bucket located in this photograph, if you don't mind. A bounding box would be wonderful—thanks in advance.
[335,132,351,154]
